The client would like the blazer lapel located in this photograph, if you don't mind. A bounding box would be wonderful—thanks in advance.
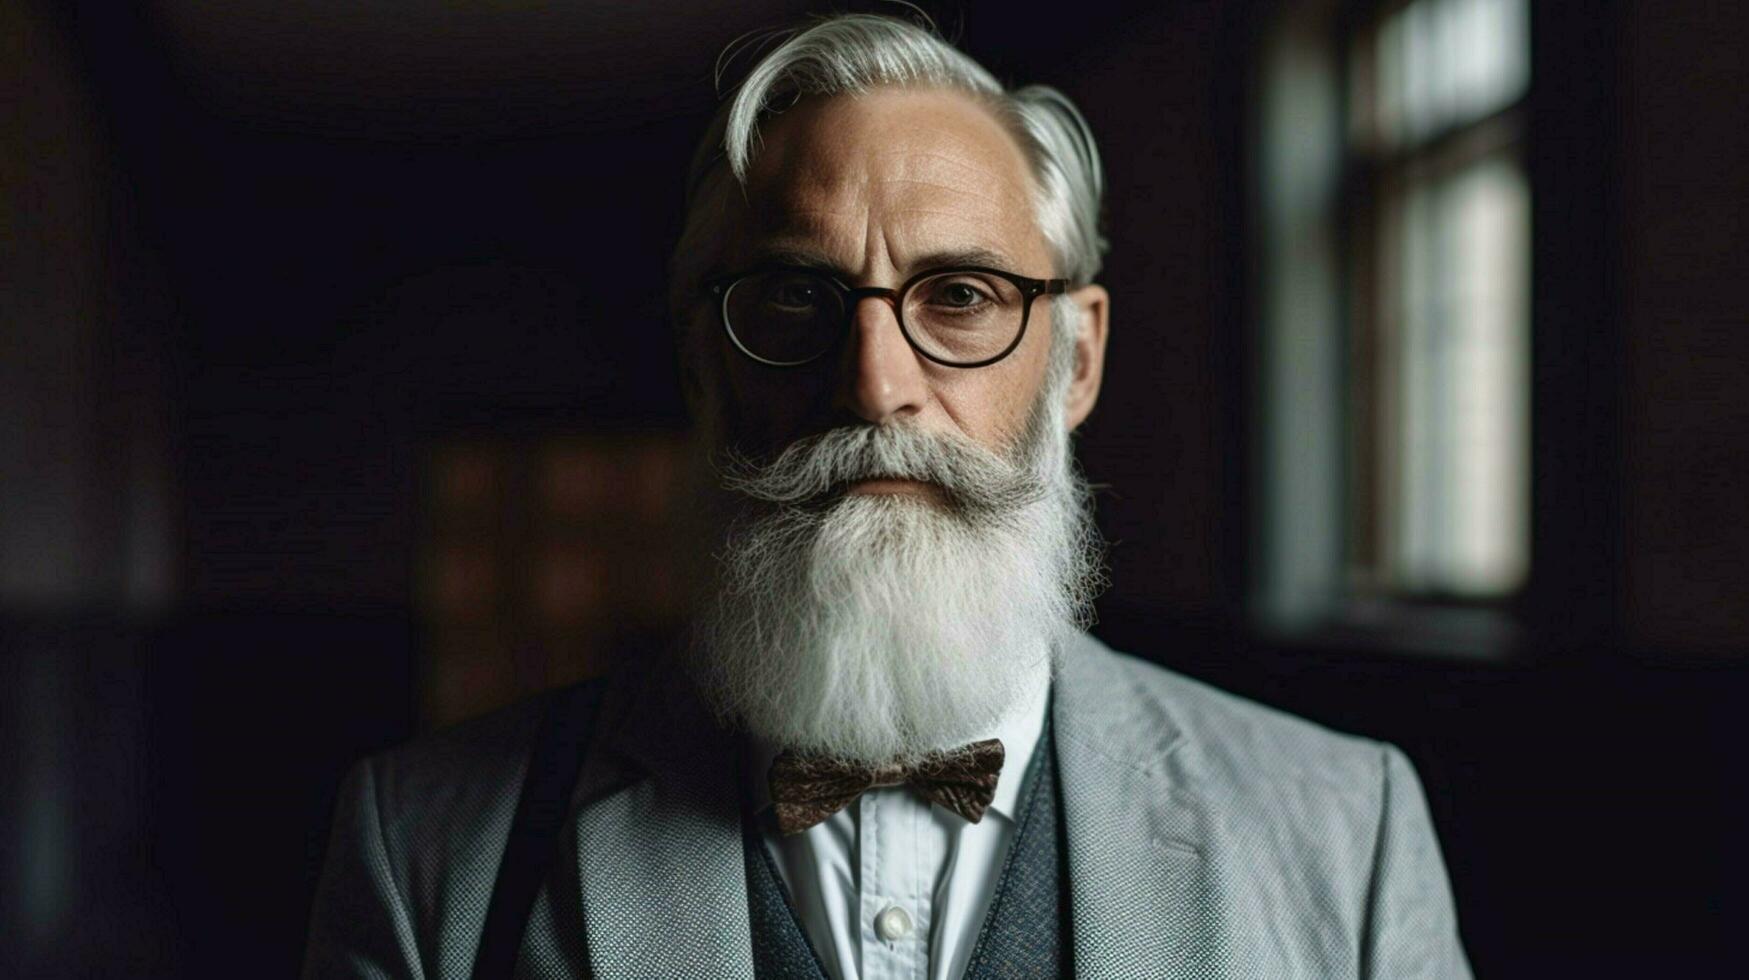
[568,662,756,980]
[552,633,1240,978]
[1055,634,1243,978]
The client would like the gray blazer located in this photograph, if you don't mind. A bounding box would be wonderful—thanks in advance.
[303,634,1472,978]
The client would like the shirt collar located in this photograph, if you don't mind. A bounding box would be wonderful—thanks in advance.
[746,661,1052,825]
[979,670,1051,822]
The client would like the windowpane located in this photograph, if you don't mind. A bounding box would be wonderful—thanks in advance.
[1385,156,1530,594]
[1256,0,1533,637]
[1373,0,1529,148]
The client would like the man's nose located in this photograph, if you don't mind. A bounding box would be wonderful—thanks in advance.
[835,295,928,424]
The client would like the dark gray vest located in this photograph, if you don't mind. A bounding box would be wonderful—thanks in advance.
[742,717,1068,979]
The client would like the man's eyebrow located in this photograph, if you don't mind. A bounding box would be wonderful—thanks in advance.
[736,245,1027,282]
[749,245,1022,273]
[908,247,1019,272]
[751,246,844,272]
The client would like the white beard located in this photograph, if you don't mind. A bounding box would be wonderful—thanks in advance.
[687,363,1104,764]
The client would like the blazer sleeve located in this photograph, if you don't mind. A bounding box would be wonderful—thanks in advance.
[1361,745,1473,980]
[302,758,425,979]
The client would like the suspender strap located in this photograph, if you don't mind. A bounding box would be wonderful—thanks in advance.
[472,681,603,979]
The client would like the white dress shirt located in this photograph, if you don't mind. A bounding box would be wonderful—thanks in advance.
[748,669,1051,980]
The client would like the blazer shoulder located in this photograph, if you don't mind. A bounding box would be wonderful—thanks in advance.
[308,678,615,972]
[1059,643,1468,974]
[357,677,610,881]
[1067,635,1388,800]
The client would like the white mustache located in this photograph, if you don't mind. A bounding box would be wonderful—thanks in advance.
[715,423,1046,515]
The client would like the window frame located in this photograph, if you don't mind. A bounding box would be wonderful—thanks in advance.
[1248,0,1540,658]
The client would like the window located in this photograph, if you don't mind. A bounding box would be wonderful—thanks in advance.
[1254,0,1531,647]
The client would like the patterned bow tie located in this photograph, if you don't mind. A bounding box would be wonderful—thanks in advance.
[766,739,1006,836]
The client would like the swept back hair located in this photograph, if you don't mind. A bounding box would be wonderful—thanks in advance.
[670,13,1106,344]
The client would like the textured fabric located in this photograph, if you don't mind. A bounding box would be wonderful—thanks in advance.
[302,633,1473,979]
[745,810,834,980]
[475,683,604,980]
[959,706,1064,979]
[753,675,1049,980]
[302,697,542,980]
[768,739,1005,835]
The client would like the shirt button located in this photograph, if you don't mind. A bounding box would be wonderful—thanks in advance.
[874,905,913,941]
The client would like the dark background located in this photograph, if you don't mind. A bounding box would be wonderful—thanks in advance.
[4,1,1746,976]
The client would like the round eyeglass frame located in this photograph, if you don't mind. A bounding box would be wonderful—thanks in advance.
[707,264,1070,369]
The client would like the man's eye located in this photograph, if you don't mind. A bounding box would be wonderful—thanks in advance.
[766,282,821,311]
[932,281,990,308]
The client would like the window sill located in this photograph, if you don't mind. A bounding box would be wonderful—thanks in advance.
[1254,597,1523,662]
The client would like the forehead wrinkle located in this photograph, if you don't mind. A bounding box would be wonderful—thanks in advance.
[754,153,868,203]
[757,207,865,243]
[866,121,1019,167]
[755,205,1028,276]
[880,186,1007,218]
[770,172,867,207]
[886,206,1007,224]
[871,176,1007,201]
[876,147,1035,201]
[751,191,863,232]
[870,176,1015,227]
[738,93,1049,280]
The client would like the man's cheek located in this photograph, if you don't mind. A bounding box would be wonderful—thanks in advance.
[723,370,836,453]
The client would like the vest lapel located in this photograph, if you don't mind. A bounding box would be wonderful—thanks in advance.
[743,811,832,980]
[960,711,1064,979]
[565,662,756,980]
[1054,635,1241,978]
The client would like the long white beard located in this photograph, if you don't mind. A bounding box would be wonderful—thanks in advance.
[688,370,1104,764]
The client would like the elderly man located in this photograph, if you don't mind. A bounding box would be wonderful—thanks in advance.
[304,14,1470,979]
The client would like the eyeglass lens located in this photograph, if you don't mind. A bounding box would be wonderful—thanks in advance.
[724,269,1027,366]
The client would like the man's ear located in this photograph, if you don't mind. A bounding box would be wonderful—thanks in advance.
[1062,284,1110,430]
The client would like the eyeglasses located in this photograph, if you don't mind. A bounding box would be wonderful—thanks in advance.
[708,265,1069,369]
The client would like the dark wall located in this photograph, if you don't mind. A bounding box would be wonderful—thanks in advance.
[1617,2,1749,653]
[4,1,1746,976]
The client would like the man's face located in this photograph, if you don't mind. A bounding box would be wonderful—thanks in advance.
[704,87,1062,493]
[683,88,1109,761]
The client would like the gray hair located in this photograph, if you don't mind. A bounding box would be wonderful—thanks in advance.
[671,14,1106,340]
